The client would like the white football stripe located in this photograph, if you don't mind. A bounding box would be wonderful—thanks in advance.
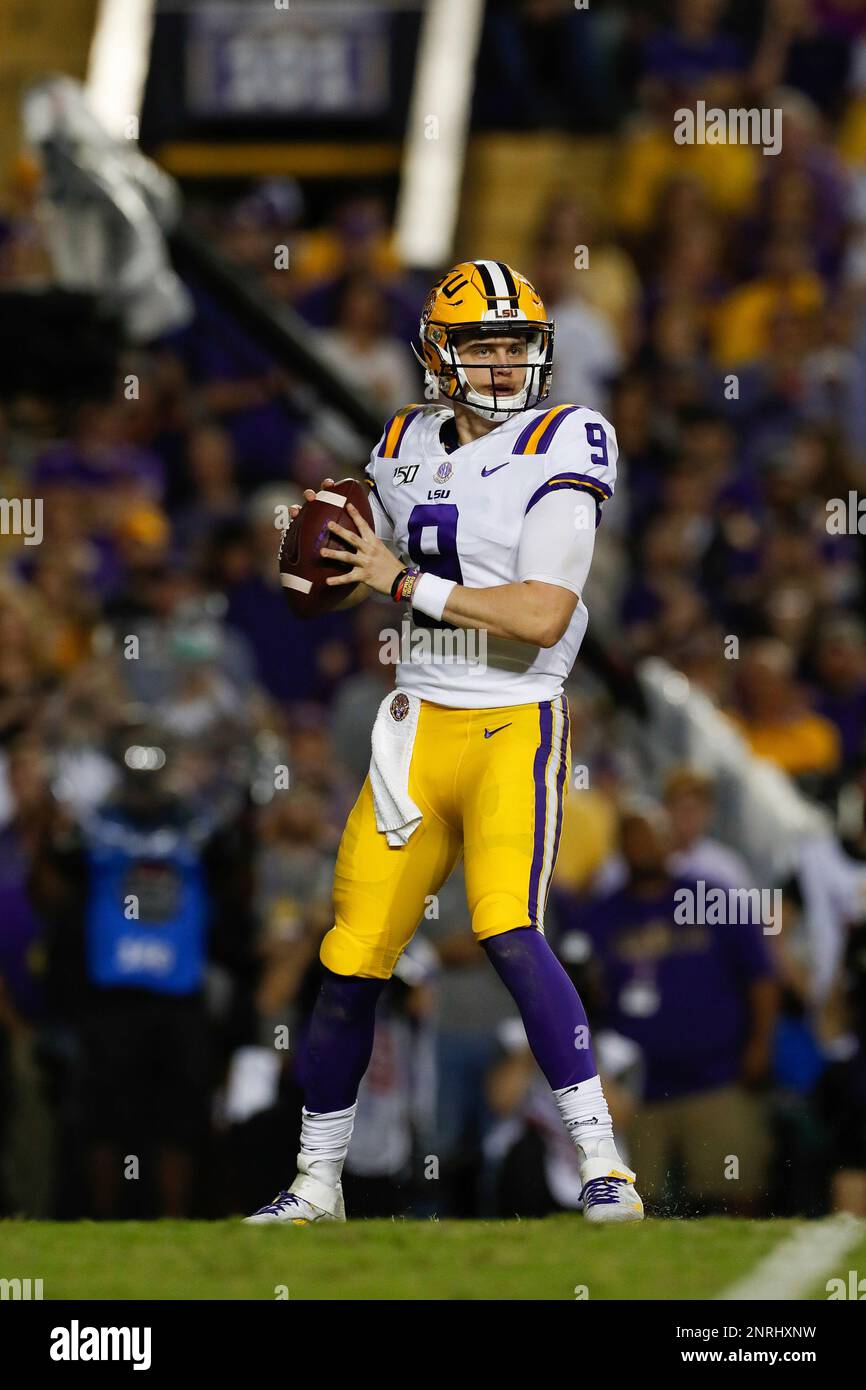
[316,489,348,508]
[280,573,313,594]
[716,1214,866,1300]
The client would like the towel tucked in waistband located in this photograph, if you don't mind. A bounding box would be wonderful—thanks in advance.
[369,689,423,847]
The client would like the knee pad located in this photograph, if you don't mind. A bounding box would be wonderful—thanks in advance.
[471,892,533,942]
[319,923,398,980]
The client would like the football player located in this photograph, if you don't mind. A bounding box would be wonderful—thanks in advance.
[247,260,643,1225]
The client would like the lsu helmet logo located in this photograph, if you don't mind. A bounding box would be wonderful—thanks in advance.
[414,259,554,423]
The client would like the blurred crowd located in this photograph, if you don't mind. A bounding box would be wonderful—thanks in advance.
[1,0,866,1221]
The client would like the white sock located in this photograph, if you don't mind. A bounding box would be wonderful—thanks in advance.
[553,1075,615,1153]
[297,1104,356,1188]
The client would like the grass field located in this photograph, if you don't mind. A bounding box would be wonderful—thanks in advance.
[2,1217,865,1299]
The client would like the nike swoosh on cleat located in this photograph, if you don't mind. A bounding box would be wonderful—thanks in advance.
[480,462,510,477]
[484,723,512,739]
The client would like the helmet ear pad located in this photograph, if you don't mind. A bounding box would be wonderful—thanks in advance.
[435,359,462,400]
[410,339,459,401]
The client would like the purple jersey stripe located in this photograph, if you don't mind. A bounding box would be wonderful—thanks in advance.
[567,470,613,498]
[534,404,578,453]
[528,701,554,926]
[514,414,543,455]
[377,407,422,458]
[392,407,422,456]
[524,473,613,516]
[376,418,395,457]
[367,477,394,526]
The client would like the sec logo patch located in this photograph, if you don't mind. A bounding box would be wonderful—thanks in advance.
[390,693,410,722]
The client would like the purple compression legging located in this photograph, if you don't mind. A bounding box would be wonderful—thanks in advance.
[481,927,598,1088]
[301,929,595,1113]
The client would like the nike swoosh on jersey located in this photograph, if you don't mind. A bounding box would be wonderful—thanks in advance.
[484,723,512,739]
[480,462,510,477]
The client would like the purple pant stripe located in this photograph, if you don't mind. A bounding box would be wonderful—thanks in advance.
[528,701,554,926]
[546,696,570,917]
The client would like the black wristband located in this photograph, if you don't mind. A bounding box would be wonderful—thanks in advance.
[390,567,409,600]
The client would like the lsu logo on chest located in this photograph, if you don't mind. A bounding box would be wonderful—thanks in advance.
[393,458,453,501]
[426,457,454,500]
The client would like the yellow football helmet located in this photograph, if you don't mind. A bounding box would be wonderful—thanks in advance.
[414,259,554,422]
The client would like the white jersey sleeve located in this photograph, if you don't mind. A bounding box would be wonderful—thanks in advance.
[364,450,395,543]
[518,491,596,595]
[516,406,617,595]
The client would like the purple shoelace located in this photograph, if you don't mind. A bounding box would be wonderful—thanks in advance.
[583,1177,626,1206]
[255,1190,302,1215]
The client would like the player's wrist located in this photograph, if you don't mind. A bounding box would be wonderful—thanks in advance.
[410,573,456,622]
[390,565,421,602]
[389,567,456,621]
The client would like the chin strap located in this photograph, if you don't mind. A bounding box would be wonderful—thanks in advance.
[455,369,530,418]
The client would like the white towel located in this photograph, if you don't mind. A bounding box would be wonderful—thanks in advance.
[369,689,423,847]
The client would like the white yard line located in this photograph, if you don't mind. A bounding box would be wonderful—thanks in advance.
[716,1214,866,1301]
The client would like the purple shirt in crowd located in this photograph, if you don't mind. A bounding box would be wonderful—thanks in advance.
[0,825,44,1019]
[558,879,774,1102]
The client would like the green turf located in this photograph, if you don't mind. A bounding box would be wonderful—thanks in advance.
[3,1217,862,1300]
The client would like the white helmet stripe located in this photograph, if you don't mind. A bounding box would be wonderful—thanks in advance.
[474,259,514,302]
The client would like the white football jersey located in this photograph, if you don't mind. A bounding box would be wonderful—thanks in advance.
[365,401,617,708]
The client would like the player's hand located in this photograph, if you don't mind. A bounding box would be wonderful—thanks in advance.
[286,477,335,523]
[321,503,404,597]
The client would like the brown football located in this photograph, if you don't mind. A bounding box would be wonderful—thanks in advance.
[279,477,375,619]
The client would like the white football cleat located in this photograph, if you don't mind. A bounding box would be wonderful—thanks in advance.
[244,1173,346,1225]
[578,1136,644,1224]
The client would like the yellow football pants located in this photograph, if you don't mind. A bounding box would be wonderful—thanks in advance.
[320,694,571,979]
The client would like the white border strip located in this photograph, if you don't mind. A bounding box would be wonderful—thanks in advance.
[86,0,156,138]
[395,0,484,268]
[716,1214,866,1301]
